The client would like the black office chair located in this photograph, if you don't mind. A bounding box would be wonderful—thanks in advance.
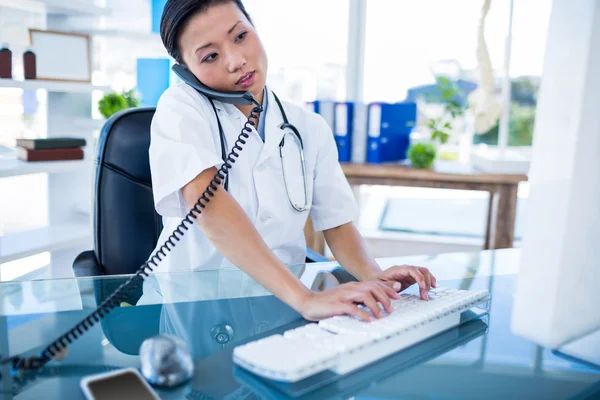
[73,107,328,280]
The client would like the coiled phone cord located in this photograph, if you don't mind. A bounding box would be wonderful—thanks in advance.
[0,101,263,373]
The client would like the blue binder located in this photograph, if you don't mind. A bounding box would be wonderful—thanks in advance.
[366,102,417,163]
[137,58,171,107]
[334,102,353,162]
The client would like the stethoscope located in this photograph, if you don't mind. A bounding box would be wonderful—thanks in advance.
[208,91,310,212]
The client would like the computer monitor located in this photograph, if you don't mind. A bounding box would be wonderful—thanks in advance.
[510,0,600,357]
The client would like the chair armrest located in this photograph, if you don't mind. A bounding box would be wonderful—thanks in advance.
[330,266,359,283]
[306,247,329,263]
[73,250,102,277]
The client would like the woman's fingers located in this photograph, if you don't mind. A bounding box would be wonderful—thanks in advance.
[355,290,383,318]
[375,278,402,295]
[371,283,395,314]
[404,267,426,289]
[378,281,401,300]
[418,267,435,300]
[391,266,431,300]
[420,267,432,288]
[363,300,383,319]
[313,270,440,322]
[341,304,374,322]
[347,283,395,317]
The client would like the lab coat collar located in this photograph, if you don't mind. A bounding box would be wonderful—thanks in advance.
[256,88,286,166]
[212,99,240,120]
[212,87,286,165]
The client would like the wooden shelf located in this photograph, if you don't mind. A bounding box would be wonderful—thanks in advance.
[78,29,161,42]
[0,79,111,93]
[0,221,91,264]
[0,157,93,179]
[341,160,529,185]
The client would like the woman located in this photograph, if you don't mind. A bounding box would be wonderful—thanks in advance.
[150,0,436,322]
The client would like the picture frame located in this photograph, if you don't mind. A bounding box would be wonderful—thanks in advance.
[28,29,92,83]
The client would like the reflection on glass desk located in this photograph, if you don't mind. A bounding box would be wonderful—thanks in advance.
[0,249,599,399]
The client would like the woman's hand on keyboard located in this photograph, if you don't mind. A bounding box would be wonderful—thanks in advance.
[372,265,437,301]
[299,281,401,322]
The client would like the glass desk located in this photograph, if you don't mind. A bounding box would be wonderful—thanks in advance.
[0,249,598,399]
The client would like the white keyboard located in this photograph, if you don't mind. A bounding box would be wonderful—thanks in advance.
[233,287,489,382]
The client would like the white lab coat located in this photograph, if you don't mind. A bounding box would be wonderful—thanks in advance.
[147,83,358,274]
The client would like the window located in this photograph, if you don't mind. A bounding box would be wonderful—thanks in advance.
[91,0,168,99]
[474,0,552,147]
[91,0,351,106]
[358,1,546,246]
[363,0,552,147]
[243,0,350,103]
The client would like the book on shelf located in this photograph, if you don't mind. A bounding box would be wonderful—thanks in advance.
[16,137,87,150]
[18,147,84,162]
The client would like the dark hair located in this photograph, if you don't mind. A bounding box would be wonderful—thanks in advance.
[160,0,253,64]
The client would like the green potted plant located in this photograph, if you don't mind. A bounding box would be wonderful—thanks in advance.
[407,142,437,169]
[122,89,142,109]
[98,90,141,119]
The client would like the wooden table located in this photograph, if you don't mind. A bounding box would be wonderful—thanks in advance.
[305,161,528,255]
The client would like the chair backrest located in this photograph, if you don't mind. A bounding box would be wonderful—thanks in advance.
[93,107,163,275]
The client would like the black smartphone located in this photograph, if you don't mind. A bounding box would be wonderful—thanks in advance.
[80,368,159,400]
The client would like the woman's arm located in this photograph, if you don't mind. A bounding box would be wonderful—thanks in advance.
[324,221,437,300]
[182,166,312,311]
[182,167,400,321]
[323,222,382,281]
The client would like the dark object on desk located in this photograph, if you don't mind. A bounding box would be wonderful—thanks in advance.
[80,368,159,400]
[16,137,87,150]
[311,267,358,291]
[140,335,193,388]
[17,146,84,162]
[0,43,12,79]
[23,47,36,80]
[72,108,327,280]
